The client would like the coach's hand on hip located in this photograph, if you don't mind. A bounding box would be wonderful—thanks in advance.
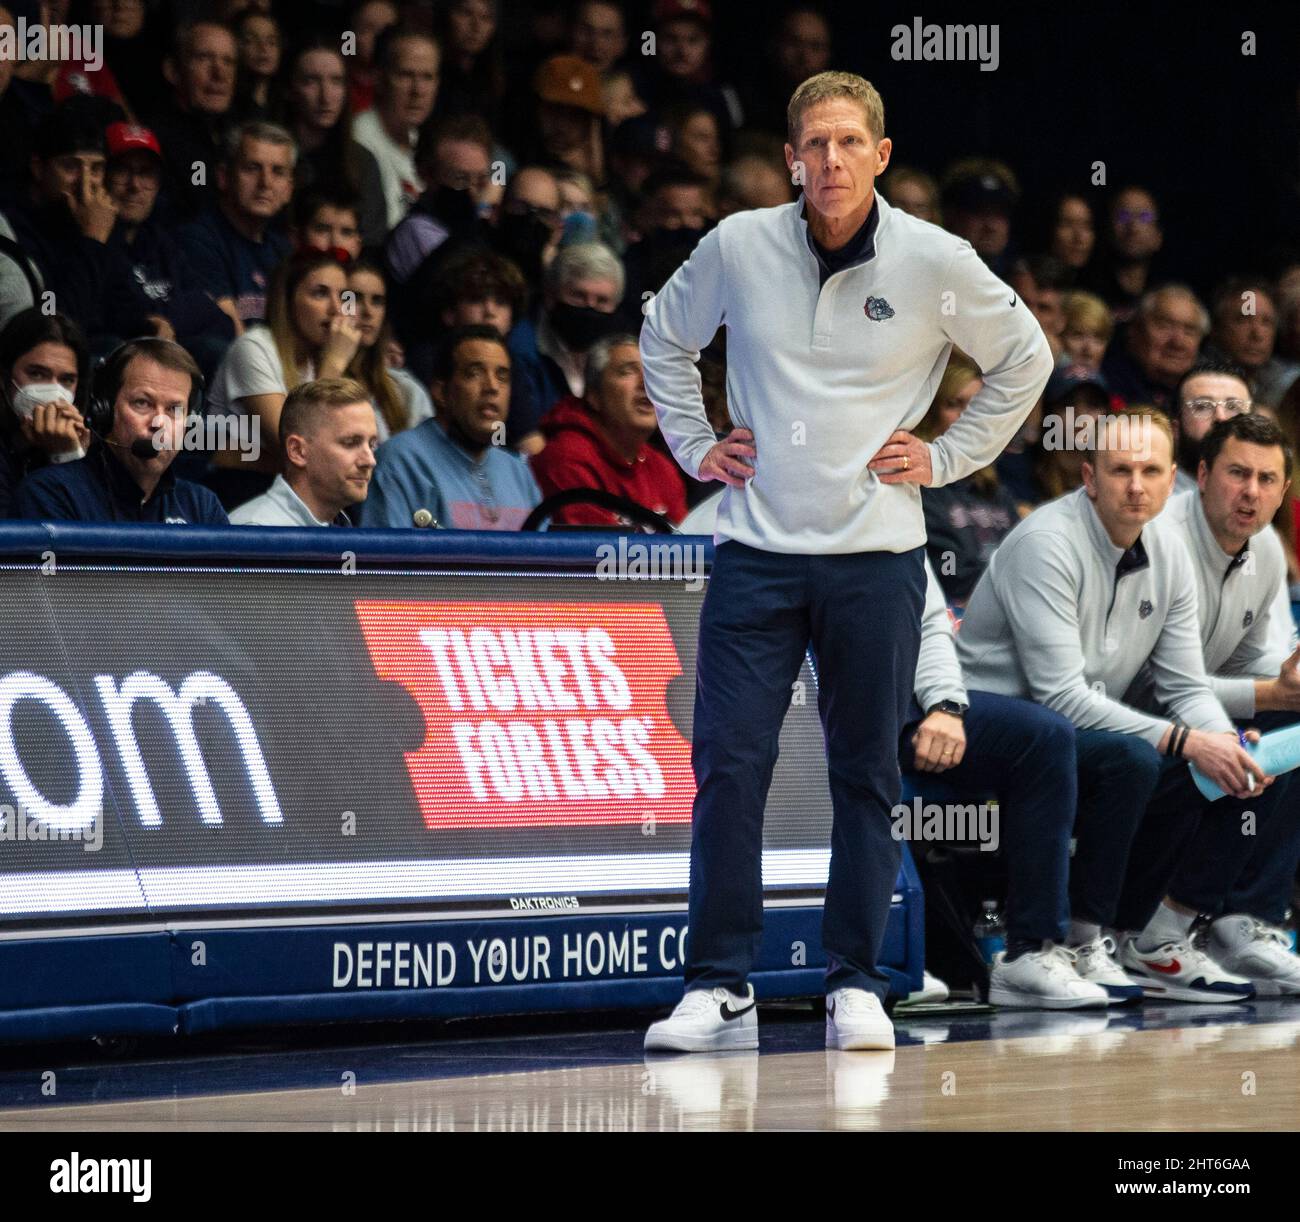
[868,430,932,485]
[699,427,756,487]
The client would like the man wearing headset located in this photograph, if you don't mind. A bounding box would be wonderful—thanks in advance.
[15,337,228,524]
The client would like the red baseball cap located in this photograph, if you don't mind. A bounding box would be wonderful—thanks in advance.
[106,121,162,161]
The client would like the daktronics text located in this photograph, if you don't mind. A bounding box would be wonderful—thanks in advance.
[355,601,697,828]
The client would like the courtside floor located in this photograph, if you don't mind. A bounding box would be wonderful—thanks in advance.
[0,999,1297,1131]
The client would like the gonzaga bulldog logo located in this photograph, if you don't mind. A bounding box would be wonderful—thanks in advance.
[864,296,895,320]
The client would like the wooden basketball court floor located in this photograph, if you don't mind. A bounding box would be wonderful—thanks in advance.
[0,998,1297,1132]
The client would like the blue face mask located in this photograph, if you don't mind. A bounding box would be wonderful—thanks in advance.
[560,211,598,245]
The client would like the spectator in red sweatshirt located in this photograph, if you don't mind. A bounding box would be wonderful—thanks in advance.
[531,332,686,527]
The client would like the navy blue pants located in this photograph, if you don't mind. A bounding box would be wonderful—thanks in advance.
[1072,723,1297,931]
[1120,710,1300,927]
[899,690,1076,947]
[684,541,925,999]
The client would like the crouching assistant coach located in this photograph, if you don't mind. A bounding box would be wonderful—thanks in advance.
[640,71,1053,1053]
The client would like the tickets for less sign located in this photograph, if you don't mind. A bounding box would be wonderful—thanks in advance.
[354,602,696,829]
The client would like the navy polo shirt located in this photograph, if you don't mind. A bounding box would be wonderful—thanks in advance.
[15,443,230,524]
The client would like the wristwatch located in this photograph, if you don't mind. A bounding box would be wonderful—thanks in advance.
[926,700,969,719]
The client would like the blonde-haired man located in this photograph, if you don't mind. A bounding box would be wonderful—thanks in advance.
[230,377,377,526]
[641,70,1053,1052]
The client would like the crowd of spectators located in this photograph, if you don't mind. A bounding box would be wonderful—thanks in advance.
[0,0,1296,562]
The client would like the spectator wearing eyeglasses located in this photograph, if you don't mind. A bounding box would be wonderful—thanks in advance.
[1101,284,1208,415]
[1170,358,1253,494]
[490,166,564,305]
[384,115,492,353]
[1204,277,1297,409]
[1083,185,1164,325]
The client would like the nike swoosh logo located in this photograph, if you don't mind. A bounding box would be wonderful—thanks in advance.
[1142,959,1181,975]
[719,1000,755,1022]
[1009,295,1017,307]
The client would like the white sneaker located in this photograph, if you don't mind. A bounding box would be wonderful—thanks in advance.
[644,986,757,1052]
[1072,935,1144,1004]
[1207,915,1300,997]
[1120,936,1255,1003]
[895,970,950,1008]
[988,944,1110,1009]
[826,988,894,1050]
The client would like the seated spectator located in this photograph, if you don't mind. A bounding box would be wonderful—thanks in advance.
[384,114,492,345]
[489,165,563,303]
[347,258,433,441]
[1045,191,1096,281]
[717,153,792,216]
[0,308,89,515]
[16,336,227,524]
[150,19,239,218]
[738,2,833,135]
[941,159,1019,278]
[916,352,1020,602]
[571,0,628,75]
[1009,255,1069,361]
[433,0,507,131]
[229,376,377,526]
[881,166,940,224]
[281,36,387,248]
[1100,284,1207,414]
[1060,290,1113,374]
[363,325,540,529]
[346,0,400,115]
[1031,369,1112,505]
[352,26,440,230]
[409,245,526,385]
[233,8,281,119]
[290,184,363,262]
[1205,277,1297,408]
[621,167,714,326]
[508,241,625,452]
[529,55,606,185]
[104,121,238,377]
[207,249,360,506]
[1169,357,1253,494]
[531,334,686,526]
[432,248,525,334]
[634,1,741,138]
[11,101,158,352]
[177,120,296,326]
[1082,185,1164,324]
[663,101,723,188]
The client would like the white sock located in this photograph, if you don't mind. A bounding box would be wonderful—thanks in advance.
[1136,902,1195,953]
[1068,919,1101,946]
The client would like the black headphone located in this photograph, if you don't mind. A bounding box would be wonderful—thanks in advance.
[85,337,206,439]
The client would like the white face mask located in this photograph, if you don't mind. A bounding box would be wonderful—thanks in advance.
[11,380,75,420]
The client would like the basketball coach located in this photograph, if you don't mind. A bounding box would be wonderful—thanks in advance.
[640,72,1054,1053]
